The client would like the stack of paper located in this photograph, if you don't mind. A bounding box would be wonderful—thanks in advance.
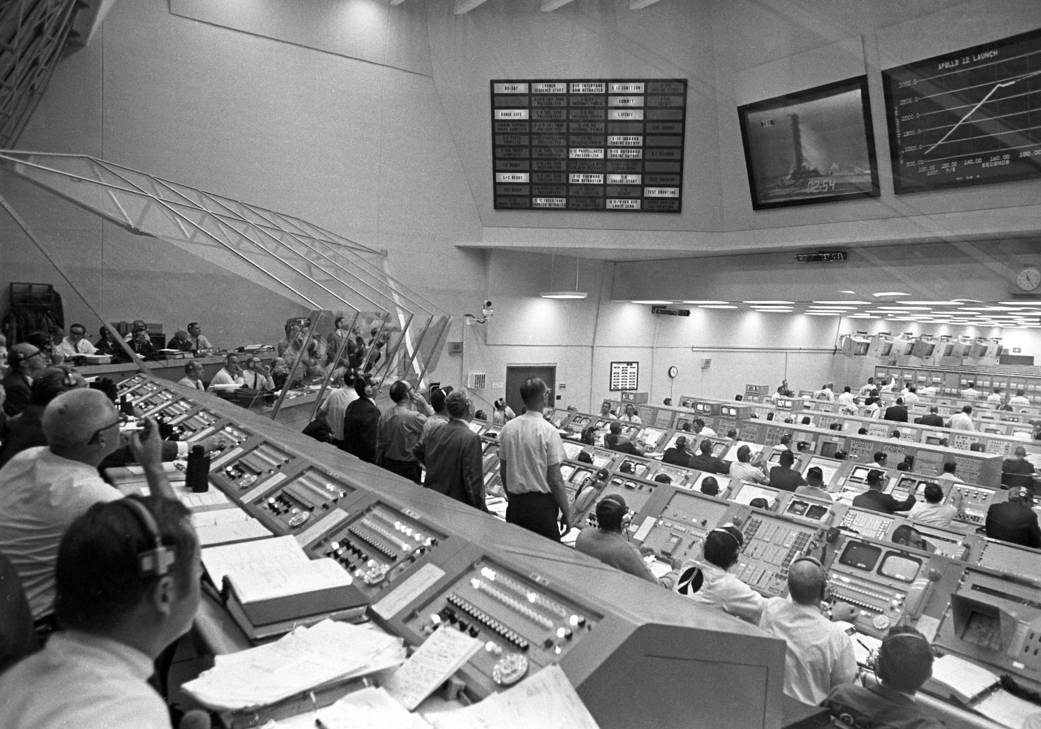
[181,620,405,710]
[930,654,999,703]
[316,687,433,729]
[383,626,483,710]
[425,664,600,729]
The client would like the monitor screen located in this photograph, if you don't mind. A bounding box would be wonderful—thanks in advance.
[592,454,612,469]
[805,458,840,486]
[767,450,783,466]
[560,464,576,481]
[879,342,893,356]
[961,609,1003,652]
[838,541,882,571]
[820,441,839,458]
[562,442,584,460]
[849,466,872,482]
[467,421,483,434]
[878,552,920,583]
[732,484,777,507]
[785,499,829,521]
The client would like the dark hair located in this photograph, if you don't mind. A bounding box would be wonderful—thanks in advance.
[923,483,943,503]
[609,421,622,435]
[430,388,447,413]
[866,469,884,487]
[519,377,547,407]
[778,450,795,468]
[576,450,593,464]
[353,375,373,399]
[874,451,887,464]
[334,316,345,328]
[474,409,487,421]
[700,476,719,496]
[877,626,933,692]
[857,427,869,435]
[595,495,627,531]
[736,445,751,462]
[806,466,823,483]
[29,367,79,406]
[187,322,199,329]
[703,526,743,569]
[55,496,195,632]
[699,440,713,455]
[942,461,956,474]
[749,497,770,509]
[389,380,409,403]
[653,473,672,484]
[579,426,597,445]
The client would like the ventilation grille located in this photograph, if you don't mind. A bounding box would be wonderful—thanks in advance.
[466,372,487,389]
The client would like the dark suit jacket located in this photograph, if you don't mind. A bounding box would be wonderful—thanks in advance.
[916,413,944,427]
[413,419,486,510]
[883,405,908,422]
[690,453,730,475]
[342,397,379,463]
[662,447,694,468]
[1,372,31,417]
[851,488,915,514]
[986,502,1041,548]
[769,466,806,492]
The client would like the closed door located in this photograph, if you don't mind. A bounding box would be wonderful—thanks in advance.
[504,364,556,415]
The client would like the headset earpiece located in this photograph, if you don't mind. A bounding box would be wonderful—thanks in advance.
[118,498,176,577]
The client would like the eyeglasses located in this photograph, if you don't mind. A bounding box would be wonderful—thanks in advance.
[87,414,124,444]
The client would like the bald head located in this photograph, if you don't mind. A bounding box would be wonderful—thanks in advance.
[787,559,826,605]
[1013,446,1027,459]
[43,388,119,452]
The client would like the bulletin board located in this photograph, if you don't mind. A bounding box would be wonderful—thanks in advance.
[609,361,639,391]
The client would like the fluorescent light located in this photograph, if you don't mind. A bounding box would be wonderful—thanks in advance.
[812,300,870,305]
[390,0,407,4]
[877,306,929,311]
[751,307,793,312]
[540,291,588,300]
[898,300,960,306]
[699,304,738,309]
[631,300,672,305]
[805,312,840,316]
[682,300,728,305]
[630,0,662,8]
[873,291,910,297]
[743,300,793,305]
[809,305,857,310]
[838,290,857,294]
[541,0,576,10]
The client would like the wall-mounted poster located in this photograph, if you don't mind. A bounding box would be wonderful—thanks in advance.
[883,28,1041,194]
[491,79,687,212]
[609,361,639,391]
[738,77,879,209]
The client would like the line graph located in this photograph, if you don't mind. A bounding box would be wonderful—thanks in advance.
[883,28,1041,193]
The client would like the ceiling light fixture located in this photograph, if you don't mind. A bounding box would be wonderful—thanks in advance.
[632,300,672,305]
[682,300,728,305]
[699,304,738,309]
[541,255,588,300]
[743,300,793,305]
[873,291,910,298]
[812,300,870,305]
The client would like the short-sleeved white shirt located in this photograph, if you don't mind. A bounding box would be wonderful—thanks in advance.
[498,411,565,495]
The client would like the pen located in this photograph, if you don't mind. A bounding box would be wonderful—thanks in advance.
[315,720,329,729]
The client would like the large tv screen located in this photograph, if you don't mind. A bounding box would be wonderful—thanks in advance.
[738,77,879,209]
[883,29,1041,194]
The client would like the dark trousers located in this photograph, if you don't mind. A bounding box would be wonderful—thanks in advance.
[505,491,561,541]
[381,457,422,484]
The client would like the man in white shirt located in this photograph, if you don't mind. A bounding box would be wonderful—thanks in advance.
[986,388,1004,405]
[176,360,205,391]
[186,321,213,355]
[908,483,961,528]
[795,466,833,502]
[902,385,920,407]
[692,418,717,438]
[499,377,570,541]
[936,461,963,484]
[813,383,835,402]
[729,444,768,484]
[207,353,244,390]
[759,557,857,705]
[949,405,974,431]
[836,387,856,408]
[0,389,174,621]
[619,403,642,424]
[316,368,359,446]
[961,382,981,399]
[919,383,939,397]
[58,324,97,357]
[0,496,203,729]
[1009,389,1031,409]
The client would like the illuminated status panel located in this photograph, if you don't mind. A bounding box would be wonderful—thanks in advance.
[633,489,730,564]
[245,467,356,536]
[170,409,222,443]
[397,556,600,695]
[883,29,1041,194]
[949,483,998,527]
[211,439,295,495]
[115,372,149,398]
[976,540,1041,582]
[133,387,179,418]
[735,512,822,597]
[826,538,928,638]
[491,79,687,212]
[839,507,894,541]
[309,501,451,598]
[583,476,659,531]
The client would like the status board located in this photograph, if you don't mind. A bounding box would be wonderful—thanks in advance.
[490,79,687,212]
[883,28,1041,193]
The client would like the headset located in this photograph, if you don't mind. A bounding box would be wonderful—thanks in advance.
[117,497,177,577]
[789,554,832,602]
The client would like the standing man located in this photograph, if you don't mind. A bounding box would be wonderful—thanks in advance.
[3,343,46,417]
[376,380,432,484]
[0,388,174,623]
[58,324,97,357]
[186,322,213,355]
[316,369,358,447]
[883,397,909,422]
[498,378,571,541]
[759,557,857,705]
[413,391,486,511]
[949,405,975,431]
[0,496,203,729]
[341,375,380,464]
[1001,446,1036,492]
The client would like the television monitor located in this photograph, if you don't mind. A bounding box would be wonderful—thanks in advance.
[838,540,882,571]
[591,454,612,469]
[560,464,576,481]
[819,441,839,459]
[878,552,921,583]
[879,342,893,357]
[805,457,840,486]
[942,344,954,357]
[852,340,870,356]
[911,341,935,358]
[732,483,779,507]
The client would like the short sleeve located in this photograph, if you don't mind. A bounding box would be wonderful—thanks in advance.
[545,426,566,467]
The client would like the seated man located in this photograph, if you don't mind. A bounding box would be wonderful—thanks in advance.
[176,361,205,391]
[825,626,943,729]
[3,343,46,417]
[661,435,694,468]
[603,421,643,456]
[794,466,833,502]
[768,450,806,492]
[186,322,213,355]
[985,487,1040,548]
[128,329,159,361]
[0,389,174,623]
[58,324,97,357]
[1001,446,1036,492]
[0,496,204,729]
[852,470,915,515]
[907,483,960,528]
[729,444,768,484]
[690,439,729,475]
[207,353,244,390]
[575,495,675,588]
[759,557,856,705]
[675,525,764,624]
[166,330,194,353]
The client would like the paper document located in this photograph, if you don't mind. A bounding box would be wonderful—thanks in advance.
[384,626,482,711]
[973,689,1041,729]
[182,619,405,710]
[201,535,305,587]
[191,507,254,528]
[316,687,432,729]
[195,518,272,546]
[930,654,998,702]
[179,487,231,510]
[227,557,352,604]
[426,664,600,729]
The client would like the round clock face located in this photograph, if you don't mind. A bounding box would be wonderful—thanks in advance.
[1017,267,1041,292]
[667,366,678,379]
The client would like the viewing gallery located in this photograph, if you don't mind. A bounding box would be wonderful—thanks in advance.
[0,1,1040,729]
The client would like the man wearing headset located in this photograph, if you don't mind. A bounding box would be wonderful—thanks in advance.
[758,557,857,705]
[575,495,677,588]
[0,496,206,729]
[674,524,765,624]
[825,626,942,729]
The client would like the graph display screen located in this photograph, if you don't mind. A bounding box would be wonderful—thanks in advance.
[883,29,1041,193]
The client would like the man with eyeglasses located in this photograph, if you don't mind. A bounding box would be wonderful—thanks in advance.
[0,388,174,627]
[3,343,48,417]
[58,323,97,358]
